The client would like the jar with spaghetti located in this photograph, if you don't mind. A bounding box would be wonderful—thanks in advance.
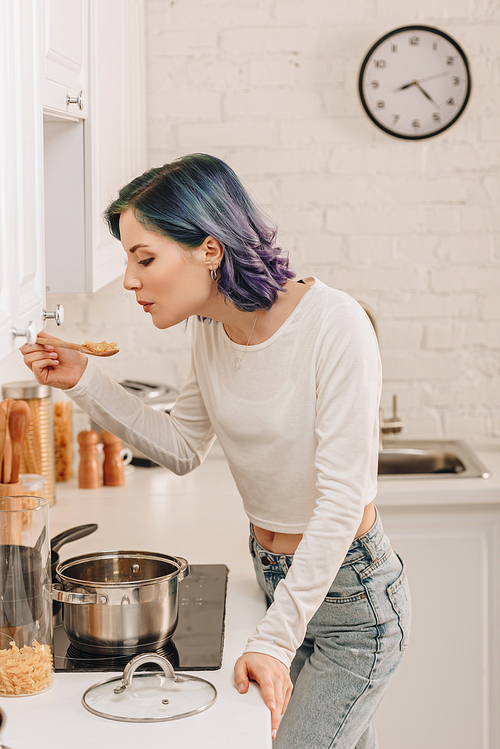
[2,383,56,507]
[53,400,73,482]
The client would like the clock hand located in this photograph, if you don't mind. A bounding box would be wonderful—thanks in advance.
[415,82,440,108]
[417,71,451,85]
[394,80,417,92]
[394,71,451,94]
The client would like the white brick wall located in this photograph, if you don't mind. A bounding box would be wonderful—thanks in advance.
[2,1,498,444]
[144,0,500,441]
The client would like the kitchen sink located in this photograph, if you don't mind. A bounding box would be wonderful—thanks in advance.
[378,440,490,479]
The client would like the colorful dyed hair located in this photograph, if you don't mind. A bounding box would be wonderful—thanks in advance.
[104,153,294,312]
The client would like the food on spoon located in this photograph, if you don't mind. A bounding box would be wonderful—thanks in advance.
[36,335,119,357]
[83,340,118,354]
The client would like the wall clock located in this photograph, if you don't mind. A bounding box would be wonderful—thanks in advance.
[358,25,471,140]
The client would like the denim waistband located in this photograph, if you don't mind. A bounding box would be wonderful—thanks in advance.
[250,508,385,566]
[342,507,385,564]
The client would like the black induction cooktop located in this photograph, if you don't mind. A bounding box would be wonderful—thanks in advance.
[53,564,228,673]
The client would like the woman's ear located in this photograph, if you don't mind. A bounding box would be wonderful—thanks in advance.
[201,235,224,267]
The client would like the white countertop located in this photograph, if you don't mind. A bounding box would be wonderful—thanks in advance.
[2,452,272,749]
[2,441,499,748]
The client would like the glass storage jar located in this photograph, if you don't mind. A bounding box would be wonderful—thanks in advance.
[0,496,53,696]
[2,383,56,506]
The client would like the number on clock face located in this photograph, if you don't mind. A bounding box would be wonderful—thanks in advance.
[359,26,471,139]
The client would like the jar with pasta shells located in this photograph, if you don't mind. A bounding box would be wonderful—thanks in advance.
[0,495,53,695]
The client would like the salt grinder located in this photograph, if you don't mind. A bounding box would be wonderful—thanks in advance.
[77,430,100,489]
[101,430,125,486]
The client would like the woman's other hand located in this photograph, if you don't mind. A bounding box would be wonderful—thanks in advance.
[234,652,293,741]
[19,331,87,390]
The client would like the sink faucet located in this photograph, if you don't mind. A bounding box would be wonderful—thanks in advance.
[379,395,404,451]
[355,302,404,451]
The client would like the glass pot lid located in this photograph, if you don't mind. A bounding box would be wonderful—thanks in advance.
[82,653,217,723]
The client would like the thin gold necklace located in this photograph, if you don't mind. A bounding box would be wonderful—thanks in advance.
[228,310,260,370]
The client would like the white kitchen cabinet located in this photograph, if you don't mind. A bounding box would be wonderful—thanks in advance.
[0,0,46,356]
[375,503,500,749]
[0,0,146,364]
[44,0,147,294]
[43,0,89,120]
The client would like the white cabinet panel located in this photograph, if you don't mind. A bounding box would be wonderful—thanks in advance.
[376,505,500,749]
[43,0,89,119]
[44,120,86,292]
[0,0,45,357]
[86,0,146,292]
[45,0,146,293]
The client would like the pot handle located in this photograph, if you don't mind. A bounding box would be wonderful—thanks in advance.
[51,524,98,554]
[51,583,107,605]
[176,556,189,582]
[113,654,183,694]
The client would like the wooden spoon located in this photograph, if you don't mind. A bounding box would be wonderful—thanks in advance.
[0,409,6,480]
[36,335,119,357]
[0,399,15,484]
[8,401,32,485]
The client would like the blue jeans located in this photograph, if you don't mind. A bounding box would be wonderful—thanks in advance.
[249,509,411,749]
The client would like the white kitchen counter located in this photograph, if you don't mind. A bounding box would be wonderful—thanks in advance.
[2,441,499,748]
[2,450,272,749]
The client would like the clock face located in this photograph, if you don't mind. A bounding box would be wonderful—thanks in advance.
[359,26,471,140]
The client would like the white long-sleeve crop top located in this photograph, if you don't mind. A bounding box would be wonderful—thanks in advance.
[66,278,382,669]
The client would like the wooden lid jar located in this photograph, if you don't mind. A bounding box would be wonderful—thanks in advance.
[2,383,55,506]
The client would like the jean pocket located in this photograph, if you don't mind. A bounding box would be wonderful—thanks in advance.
[324,591,367,604]
[387,553,411,651]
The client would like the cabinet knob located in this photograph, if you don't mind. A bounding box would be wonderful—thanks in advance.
[66,91,84,110]
[43,304,65,326]
[12,321,36,345]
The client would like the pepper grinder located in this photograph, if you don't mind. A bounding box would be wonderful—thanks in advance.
[77,430,100,488]
[101,430,125,486]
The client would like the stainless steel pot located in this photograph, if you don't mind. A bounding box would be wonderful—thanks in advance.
[52,550,189,655]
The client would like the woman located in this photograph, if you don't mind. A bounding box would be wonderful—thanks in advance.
[21,153,410,748]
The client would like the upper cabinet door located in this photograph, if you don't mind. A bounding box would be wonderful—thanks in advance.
[86,0,146,292]
[44,0,146,294]
[0,0,45,357]
[43,0,89,119]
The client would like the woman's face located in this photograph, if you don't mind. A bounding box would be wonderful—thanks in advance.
[120,208,218,328]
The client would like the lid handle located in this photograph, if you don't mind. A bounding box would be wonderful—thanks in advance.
[113,654,183,694]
